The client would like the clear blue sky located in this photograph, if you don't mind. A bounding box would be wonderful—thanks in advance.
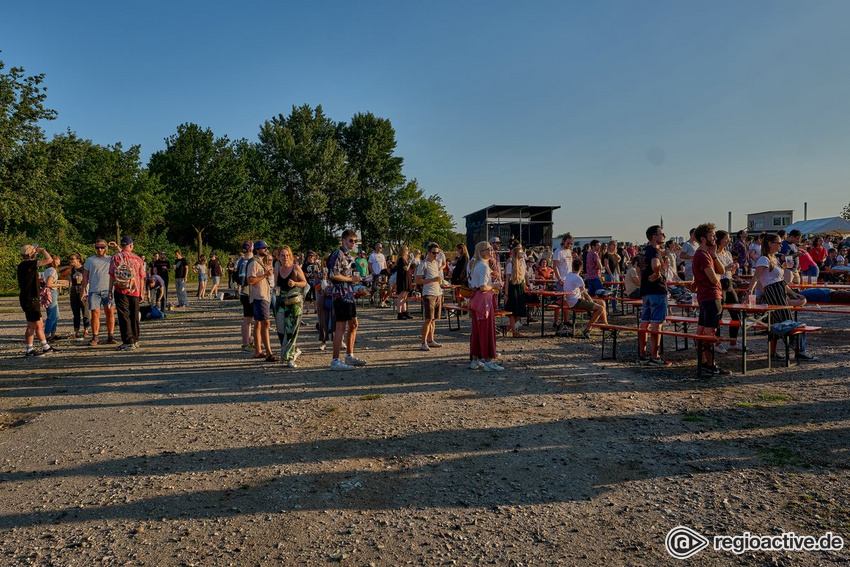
[3,0,849,242]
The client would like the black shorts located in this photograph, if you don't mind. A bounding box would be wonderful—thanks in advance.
[333,299,357,322]
[240,295,253,317]
[698,298,722,328]
[20,296,41,323]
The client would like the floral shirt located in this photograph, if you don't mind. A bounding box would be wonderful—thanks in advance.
[328,248,356,303]
[732,239,748,270]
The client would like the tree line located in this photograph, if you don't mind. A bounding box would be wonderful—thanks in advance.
[1,56,461,289]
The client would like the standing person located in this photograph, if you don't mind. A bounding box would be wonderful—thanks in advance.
[395,245,413,320]
[451,243,469,286]
[302,251,321,315]
[151,252,171,311]
[235,241,255,351]
[67,253,90,339]
[274,246,307,367]
[585,240,604,298]
[692,223,730,375]
[246,241,278,362]
[226,256,237,289]
[109,236,146,350]
[328,229,367,370]
[314,255,332,351]
[83,239,117,346]
[354,251,369,280]
[208,252,223,299]
[748,234,762,273]
[18,245,58,357]
[638,225,671,366]
[415,242,445,350]
[147,253,158,277]
[779,229,801,285]
[504,244,528,337]
[732,230,749,275]
[173,249,189,308]
[487,236,503,308]
[679,228,698,281]
[467,242,504,371]
[714,230,741,352]
[746,233,815,361]
[368,243,389,307]
[193,255,208,299]
[43,254,67,341]
[552,233,574,330]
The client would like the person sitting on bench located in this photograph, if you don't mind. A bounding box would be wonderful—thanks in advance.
[561,258,608,339]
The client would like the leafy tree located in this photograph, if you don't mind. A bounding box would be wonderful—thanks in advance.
[338,112,404,248]
[64,141,165,243]
[258,105,354,252]
[387,179,455,251]
[0,57,59,234]
[149,123,248,259]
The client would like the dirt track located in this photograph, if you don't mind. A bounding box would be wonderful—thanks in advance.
[0,295,848,565]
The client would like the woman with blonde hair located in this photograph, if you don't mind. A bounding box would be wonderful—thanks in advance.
[395,245,413,320]
[193,255,208,299]
[504,245,527,337]
[274,245,308,367]
[467,242,504,371]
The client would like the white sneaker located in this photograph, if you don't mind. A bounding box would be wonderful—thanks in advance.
[319,342,326,351]
[483,361,505,372]
[345,354,367,366]
[341,340,347,350]
[294,348,303,360]
[286,360,298,368]
[469,360,483,370]
[331,358,354,371]
[715,344,728,354]
[421,343,431,352]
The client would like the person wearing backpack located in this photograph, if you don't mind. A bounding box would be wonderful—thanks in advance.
[108,236,146,350]
[235,241,255,352]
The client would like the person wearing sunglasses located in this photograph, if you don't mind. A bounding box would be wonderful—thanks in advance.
[82,239,118,346]
[467,242,504,371]
[415,242,445,351]
[328,229,367,370]
[638,225,671,367]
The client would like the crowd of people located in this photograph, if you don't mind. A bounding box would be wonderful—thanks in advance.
[16,225,849,371]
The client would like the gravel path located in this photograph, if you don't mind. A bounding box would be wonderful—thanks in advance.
[0,296,848,565]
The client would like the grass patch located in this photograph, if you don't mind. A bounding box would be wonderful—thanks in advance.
[760,446,811,468]
[360,394,383,401]
[736,392,791,409]
[682,414,706,423]
[758,392,791,403]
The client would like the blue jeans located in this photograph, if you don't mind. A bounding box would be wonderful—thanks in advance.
[586,278,604,298]
[44,304,59,336]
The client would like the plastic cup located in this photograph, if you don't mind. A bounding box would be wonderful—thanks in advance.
[748,294,756,306]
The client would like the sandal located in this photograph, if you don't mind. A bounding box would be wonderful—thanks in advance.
[265,354,280,362]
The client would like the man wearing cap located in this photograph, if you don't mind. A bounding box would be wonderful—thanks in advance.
[83,239,118,345]
[151,252,171,311]
[109,236,146,350]
[235,242,255,351]
[173,249,189,307]
[18,245,59,357]
[246,241,278,362]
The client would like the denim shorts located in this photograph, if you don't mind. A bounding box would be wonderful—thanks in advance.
[641,294,668,323]
[89,290,114,310]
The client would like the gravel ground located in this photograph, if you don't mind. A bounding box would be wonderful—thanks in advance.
[0,294,848,566]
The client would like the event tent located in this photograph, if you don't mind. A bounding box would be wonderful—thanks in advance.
[784,216,850,236]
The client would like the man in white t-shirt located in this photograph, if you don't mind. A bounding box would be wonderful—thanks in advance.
[82,239,118,346]
[679,228,697,280]
[368,243,389,307]
[561,258,608,338]
[552,234,574,329]
[415,242,444,351]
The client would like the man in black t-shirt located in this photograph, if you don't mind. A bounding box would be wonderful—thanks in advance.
[17,245,59,357]
[151,252,171,310]
[638,225,671,366]
[208,253,223,299]
[173,250,189,308]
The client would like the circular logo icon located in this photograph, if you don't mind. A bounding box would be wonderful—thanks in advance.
[666,526,710,560]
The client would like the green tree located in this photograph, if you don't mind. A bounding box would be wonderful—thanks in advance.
[64,141,165,243]
[258,104,354,252]
[387,179,456,251]
[0,57,59,234]
[149,123,248,258]
[338,112,404,248]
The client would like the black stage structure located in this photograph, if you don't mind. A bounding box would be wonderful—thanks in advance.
[464,205,560,252]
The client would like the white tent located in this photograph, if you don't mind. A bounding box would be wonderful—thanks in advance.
[784,216,850,236]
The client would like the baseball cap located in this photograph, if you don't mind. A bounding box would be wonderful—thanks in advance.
[488,236,501,244]
[21,244,35,257]
[254,240,269,251]
[121,236,134,246]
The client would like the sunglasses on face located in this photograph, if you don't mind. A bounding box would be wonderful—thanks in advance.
[95,246,106,250]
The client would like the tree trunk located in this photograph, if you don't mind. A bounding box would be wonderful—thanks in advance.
[195,227,204,260]
[115,220,121,245]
